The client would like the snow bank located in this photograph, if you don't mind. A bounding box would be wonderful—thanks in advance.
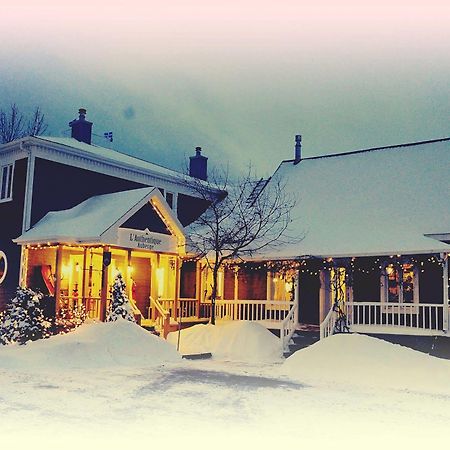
[0,320,181,370]
[167,321,282,363]
[282,333,450,395]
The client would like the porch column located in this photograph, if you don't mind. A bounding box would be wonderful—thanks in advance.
[126,249,132,301]
[319,270,331,323]
[443,253,449,332]
[19,246,29,288]
[81,248,87,305]
[195,261,201,318]
[294,270,300,324]
[99,246,110,322]
[234,269,239,300]
[173,257,180,322]
[54,245,63,316]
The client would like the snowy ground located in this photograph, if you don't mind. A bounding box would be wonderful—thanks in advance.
[1,321,450,450]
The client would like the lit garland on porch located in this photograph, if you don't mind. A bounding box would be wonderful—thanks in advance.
[213,253,448,278]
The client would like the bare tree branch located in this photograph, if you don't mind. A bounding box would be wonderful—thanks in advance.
[0,104,48,143]
[183,165,299,324]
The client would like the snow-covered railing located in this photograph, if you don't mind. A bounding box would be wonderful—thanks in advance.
[150,296,170,338]
[320,306,336,339]
[214,300,293,322]
[280,301,298,354]
[347,302,445,333]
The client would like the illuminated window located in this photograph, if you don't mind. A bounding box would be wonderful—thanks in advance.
[383,263,417,304]
[0,163,14,202]
[0,251,7,284]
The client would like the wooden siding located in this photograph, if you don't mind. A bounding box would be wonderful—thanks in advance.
[0,158,28,310]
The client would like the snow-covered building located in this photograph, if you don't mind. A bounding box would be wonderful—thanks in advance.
[249,136,450,346]
[0,109,220,334]
[1,108,449,349]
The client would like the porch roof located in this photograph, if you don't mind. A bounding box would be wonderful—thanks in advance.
[258,138,450,259]
[14,187,185,248]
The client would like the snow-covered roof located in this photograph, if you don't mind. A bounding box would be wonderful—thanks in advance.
[34,136,183,179]
[15,187,185,246]
[261,138,450,258]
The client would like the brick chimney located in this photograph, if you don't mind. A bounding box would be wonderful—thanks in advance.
[69,108,93,144]
[294,134,302,164]
[189,146,208,180]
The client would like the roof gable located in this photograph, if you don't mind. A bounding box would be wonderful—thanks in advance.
[15,188,185,252]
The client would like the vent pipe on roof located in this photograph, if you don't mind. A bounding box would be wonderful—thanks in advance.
[189,146,208,180]
[69,108,93,145]
[294,134,302,164]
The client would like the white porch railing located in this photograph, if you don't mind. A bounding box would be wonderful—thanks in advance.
[214,300,293,322]
[347,302,446,333]
[280,301,298,353]
[320,306,337,339]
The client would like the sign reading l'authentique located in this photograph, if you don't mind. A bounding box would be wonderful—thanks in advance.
[118,228,177,252]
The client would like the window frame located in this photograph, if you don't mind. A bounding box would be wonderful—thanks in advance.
[0,163,14,203]
[381,261,419,313]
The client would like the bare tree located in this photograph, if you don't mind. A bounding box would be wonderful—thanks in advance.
[185,167,298,324]
[0,103,48,144]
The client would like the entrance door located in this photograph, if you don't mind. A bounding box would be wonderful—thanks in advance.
[130,256,152,317]
[298,271,320,325]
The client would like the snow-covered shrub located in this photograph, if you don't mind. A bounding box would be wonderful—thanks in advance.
[0,287,51,345]
[106,273,135,323]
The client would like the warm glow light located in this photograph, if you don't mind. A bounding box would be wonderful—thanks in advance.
[156,267,165,298]
[285,281,293,293]
[61,264,72,279]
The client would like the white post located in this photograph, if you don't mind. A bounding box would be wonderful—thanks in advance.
[294,270,300,325]
[442,253,449,333]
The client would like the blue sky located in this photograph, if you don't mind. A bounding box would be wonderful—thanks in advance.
[1,1,449,176]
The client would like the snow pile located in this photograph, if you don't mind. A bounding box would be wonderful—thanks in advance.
[282,333,450,394]
[167,321,282,362]
[0,320,181,370]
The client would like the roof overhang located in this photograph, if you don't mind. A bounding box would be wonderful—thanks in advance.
[14,188,186,254]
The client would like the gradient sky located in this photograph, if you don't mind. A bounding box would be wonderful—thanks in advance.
[1,1,449,175]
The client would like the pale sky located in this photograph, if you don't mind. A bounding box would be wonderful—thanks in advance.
[1,0,449,175]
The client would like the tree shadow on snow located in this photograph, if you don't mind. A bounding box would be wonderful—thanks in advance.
[138,368,306,394]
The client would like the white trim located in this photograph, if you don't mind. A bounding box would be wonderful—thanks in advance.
[380,261,419,313]
[22,153,35,232]
[442,253,449,332]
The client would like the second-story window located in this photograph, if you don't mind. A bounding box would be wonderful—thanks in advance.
[0,163,14,202]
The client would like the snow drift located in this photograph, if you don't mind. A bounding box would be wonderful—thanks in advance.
[282,333,450,395]
[0,320,181,370]
[167,321,282,363]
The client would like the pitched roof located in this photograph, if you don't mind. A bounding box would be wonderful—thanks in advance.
[33,136,183,179]
[14,187,185,246]
[262,138,450,258]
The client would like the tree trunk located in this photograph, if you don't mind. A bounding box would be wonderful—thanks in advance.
[211,265,219,325]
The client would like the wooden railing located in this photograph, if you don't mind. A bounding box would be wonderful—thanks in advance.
[150,296,171,338]
[347,302,446,333]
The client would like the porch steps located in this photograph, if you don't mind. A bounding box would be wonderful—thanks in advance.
[283,330,320,358]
